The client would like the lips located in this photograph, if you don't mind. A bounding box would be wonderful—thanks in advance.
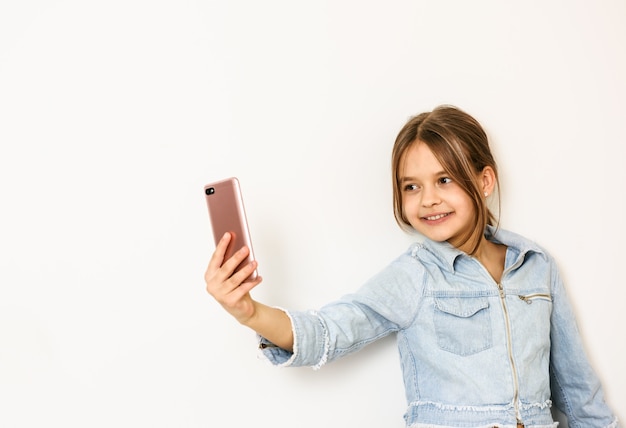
[422,212,451,221]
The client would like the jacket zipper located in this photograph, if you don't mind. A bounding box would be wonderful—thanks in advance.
[497,283,523,426]
[518,293,552,304]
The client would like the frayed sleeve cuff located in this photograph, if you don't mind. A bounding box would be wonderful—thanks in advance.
[256,308,328,369]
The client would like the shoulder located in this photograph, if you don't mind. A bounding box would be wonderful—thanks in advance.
[383,244,429,280]
[492,227,554,260]
[341,246,426,327]
[494,228,563,281]
[357,244,428,296]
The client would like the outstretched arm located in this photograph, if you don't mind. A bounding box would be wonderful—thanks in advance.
[205,232,294,351]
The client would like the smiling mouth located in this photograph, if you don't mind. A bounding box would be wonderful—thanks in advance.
[423,213,451,221]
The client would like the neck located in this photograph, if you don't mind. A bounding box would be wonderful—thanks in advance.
[472,238,507,283]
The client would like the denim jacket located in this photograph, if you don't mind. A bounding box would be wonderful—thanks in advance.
[259,227,618,428]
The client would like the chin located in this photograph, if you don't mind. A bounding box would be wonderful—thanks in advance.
[418,231,453,243]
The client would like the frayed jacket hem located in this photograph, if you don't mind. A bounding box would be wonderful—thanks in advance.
[404,399,556,428]
[407,424,557,428]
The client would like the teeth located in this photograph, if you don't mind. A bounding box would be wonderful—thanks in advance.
[425,213,448,221]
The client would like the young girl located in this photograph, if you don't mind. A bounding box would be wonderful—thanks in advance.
[205,105,618,427]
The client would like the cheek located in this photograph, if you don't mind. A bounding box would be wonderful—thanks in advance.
[401,195,420,217]
[452,193,478,217]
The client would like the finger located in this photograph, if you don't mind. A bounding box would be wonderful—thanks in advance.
[205,238,234,295]
[206,246,255,295]
[229,259,258,284]
[216,258,259,297]
[218,278,262,322]
[227,273,263,302]
[205,232,232,277]
[219,245,253,278]
[212,261,261,305]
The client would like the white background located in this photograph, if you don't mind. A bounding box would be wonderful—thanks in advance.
[0,1,623,427]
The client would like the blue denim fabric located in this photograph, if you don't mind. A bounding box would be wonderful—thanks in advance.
[259,227,618,427]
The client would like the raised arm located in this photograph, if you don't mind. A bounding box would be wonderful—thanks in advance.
[205,232,294,351]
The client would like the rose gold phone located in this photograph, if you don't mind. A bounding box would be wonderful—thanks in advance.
[204,177,257,281]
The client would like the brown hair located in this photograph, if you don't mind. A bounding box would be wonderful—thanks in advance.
[391,105,500,254]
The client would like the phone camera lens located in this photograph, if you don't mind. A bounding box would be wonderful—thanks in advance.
[206,187,215,195]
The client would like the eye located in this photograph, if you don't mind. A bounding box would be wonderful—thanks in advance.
[438,177,453,185]
[403,183,419,192]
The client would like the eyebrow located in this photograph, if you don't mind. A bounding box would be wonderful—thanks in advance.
[400,171,448,182]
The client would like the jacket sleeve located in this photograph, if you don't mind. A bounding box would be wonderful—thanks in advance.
[259,258,421,369]
[548,261,618,427]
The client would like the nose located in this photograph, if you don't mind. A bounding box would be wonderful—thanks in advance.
[421,185,441,207]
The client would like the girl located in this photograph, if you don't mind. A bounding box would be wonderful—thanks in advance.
[205,105,618,427]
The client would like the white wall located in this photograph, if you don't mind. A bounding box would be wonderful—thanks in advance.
[0,1,623,427]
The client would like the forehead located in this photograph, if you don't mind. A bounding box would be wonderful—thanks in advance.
[399,141,445,177]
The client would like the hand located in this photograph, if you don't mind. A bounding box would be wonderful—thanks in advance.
[205,232,263,324]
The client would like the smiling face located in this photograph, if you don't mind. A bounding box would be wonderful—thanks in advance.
[399,142,482,252]
[391,106,500,255]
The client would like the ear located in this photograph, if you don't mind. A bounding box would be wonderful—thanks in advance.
[479,166,497,197]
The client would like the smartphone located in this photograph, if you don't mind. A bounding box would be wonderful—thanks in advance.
[204,177,257,281]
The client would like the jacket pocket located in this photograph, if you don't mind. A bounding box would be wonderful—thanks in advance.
[434,297,492,356]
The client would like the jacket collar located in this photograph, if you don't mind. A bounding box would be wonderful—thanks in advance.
[413,225,546,273]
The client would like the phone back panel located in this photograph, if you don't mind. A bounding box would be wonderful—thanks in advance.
[204,177,257,280]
